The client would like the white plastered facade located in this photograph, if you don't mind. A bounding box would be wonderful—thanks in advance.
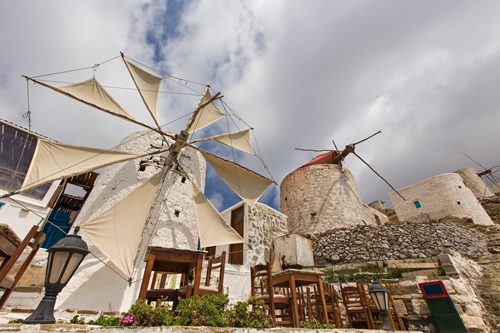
[389,173,493,225]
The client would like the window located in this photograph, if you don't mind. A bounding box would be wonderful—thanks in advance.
[229,206,244,265]
[0,123,50,200]
[413,200,422,209]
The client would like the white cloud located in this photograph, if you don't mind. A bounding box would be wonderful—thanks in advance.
[2,0,500,211]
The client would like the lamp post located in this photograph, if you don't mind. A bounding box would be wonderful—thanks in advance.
[368,278,394,331]
[24,227,89,324]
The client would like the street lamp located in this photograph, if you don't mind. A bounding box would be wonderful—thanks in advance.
[24,226,89,324]
[368,278,394,331]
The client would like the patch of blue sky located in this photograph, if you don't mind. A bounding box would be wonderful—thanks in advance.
[199,139,279,212]
[144,0,192,64]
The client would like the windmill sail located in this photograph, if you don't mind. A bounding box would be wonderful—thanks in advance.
[123,58,162,126]
[18,54,275,284]
[24,76,166,136]
[191,182,244,247]
[187,87,224,133]
[20,139,143,193]
[43,77,133,120]
[199,149,273,207]
[79,170,164,278]
[198,129,254,154]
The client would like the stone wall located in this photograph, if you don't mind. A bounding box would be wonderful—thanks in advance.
[389,173,493,226]
[313,218,490,265]
[281,164,383,234]
[247,203,288,267]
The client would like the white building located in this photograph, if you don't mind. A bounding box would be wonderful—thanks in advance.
[56,129,286,312]
[389,173,494,225]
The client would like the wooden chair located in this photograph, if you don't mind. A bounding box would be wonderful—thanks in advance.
[340,282,372,329]
[145,271,192,309]
[198,251,226,295]
[317,282,342,327]
[0,225,45,309]
[250,263,293,327]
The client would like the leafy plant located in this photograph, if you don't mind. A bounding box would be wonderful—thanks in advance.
[174,294,229,327]
[300,320,336,329]
[224,297,273,328]
[69,315,86,325]
[122,298,174,326]
[7,319,23,324]
[87,315,120,326]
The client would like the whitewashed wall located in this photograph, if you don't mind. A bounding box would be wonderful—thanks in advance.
[389,173,493,225]
[57,130,206,312]
[454,167,495,199]
[0,182,59,239]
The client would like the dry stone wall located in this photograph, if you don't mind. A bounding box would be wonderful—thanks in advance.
[246,203,288,267]
[313,218,490,265]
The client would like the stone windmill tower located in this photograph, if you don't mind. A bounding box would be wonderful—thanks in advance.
[280,132,395,236]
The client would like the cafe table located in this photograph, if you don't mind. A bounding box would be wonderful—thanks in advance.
[138,247,206,301]
[271,268,329,328]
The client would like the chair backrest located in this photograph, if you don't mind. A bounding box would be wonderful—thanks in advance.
[250,263,273,298]
[205,251,226,293]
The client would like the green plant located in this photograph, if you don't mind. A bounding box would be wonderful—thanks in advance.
[122,298,174,326]
[300,320,336,329]
[7,319,23,324]
[224,297,274,328]
[69,315,86,325]
[87,315,120,326]
[175,294,229,327]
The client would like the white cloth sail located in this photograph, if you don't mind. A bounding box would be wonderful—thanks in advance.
[205,129,254,154]
[199,150,273,207]
[80,170,163,278]
[191,182,244,248]
[123,59,162,125]
[21,139,142,193]
[52,77,135,120]
[187,88,224,133]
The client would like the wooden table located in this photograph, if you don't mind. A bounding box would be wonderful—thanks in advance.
[271,269,329,328]
[138,247,206,300]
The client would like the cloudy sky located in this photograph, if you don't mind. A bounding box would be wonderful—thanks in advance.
[1,0,500,211]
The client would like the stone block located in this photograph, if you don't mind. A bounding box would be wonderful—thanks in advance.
[392,299,408,315]
[272,234,314,268]
[411,299,430,315]
[461,314,488,332]
[465,302,483,317]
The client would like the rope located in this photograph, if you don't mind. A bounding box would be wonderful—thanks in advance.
[31,55,120,79]
[219,99,276,183]
[22,79,32,131]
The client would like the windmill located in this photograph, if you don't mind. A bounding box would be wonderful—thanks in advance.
[461,152,500,195]
[2,53,274,283]
[295,130,406,201]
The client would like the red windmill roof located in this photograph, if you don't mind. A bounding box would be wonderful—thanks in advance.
[300,151,338,169]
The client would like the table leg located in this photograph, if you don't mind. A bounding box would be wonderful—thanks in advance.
[289,275,300,328]
[317,278,329,325]
[192,254,203,295]
[139,253,156,299]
